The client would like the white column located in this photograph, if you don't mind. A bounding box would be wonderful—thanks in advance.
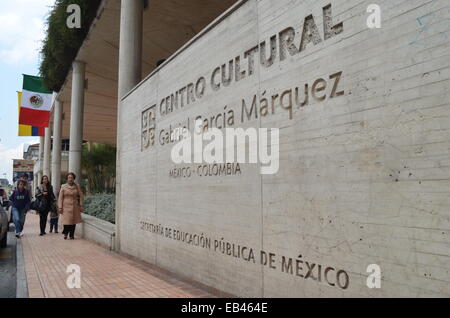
[52,100,63,197]
[33,173,38,197]
[37,136,44,184]
[68,60,86,180]
[115,0,144,252]
[118,0,143,98]
[43,127,52,177]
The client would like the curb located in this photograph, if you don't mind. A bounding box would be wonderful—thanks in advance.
[15,237,29,298]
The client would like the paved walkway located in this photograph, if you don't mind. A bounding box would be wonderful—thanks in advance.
[21,212,213,298]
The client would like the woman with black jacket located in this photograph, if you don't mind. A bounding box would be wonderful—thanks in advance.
[35,175,56,236]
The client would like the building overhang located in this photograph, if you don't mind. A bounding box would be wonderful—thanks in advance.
[51,0,237,145]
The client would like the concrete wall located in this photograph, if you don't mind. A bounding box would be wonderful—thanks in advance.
[119,0,450,297]
[76,214,115,250]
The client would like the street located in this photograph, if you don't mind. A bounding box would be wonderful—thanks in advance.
[0,229,16,298]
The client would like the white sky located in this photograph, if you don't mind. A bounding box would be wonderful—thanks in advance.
[0,0,55,183]
[0,0,54,65]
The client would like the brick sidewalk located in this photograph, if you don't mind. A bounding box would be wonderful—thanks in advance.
[20,212,214,298]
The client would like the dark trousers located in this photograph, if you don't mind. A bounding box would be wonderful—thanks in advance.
[39,211,49,234]
[63,225,76,238]
[50,218,59,232]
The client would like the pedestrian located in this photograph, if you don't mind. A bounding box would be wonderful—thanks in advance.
[58,172,84,240]
[9,180,31,238]
[49,206,59,234]
[35,175,56,236]
[15,173,32,194]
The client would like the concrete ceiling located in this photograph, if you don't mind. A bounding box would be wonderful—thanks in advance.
[54,0,238,145]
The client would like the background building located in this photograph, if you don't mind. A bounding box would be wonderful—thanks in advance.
[23,143,40,161]
[0,179,8,188]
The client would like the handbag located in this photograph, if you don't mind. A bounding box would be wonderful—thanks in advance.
[30,197,46,212]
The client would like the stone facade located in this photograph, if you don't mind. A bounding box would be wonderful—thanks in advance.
[119,0,450,297]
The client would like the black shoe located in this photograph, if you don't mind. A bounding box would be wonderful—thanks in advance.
[64,235,68,240]
[49,229,53,233]
[70,237,75,240]
[55,231,59,234]
[39,233,44,236]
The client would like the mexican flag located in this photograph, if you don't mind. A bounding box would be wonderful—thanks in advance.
[19,75,54,127]
[17,92,45,136]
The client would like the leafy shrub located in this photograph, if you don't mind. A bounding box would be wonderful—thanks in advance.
[82,143,116,194]
[40,0,102,91]
[84,193,115,224]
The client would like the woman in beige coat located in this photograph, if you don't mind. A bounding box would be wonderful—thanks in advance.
[58,172,84,240]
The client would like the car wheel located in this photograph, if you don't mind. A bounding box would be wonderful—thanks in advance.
[0,232,7,248]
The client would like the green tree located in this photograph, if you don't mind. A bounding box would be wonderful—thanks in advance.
[81,143,116,194]
[39,0,101,91]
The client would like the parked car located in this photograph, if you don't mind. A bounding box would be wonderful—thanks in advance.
[0,188,6,202]
[0,197,9,248]
[0,188,10,209]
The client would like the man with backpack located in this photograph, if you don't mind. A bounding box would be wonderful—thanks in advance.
[9,180,31,238]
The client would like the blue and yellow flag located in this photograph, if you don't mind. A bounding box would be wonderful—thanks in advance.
[18,92,45,137]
